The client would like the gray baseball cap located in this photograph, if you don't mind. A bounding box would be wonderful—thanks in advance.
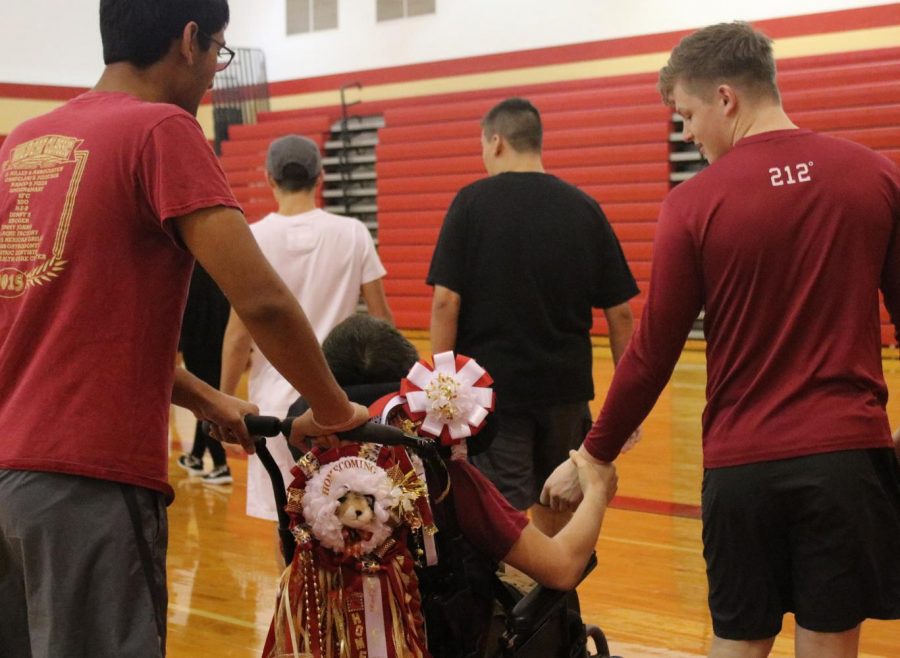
[265,135,322,182]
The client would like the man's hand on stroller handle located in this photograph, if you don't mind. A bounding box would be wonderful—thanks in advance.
[198,391,260,454]
[287,403,370,449]
[217,413,439,453]
[204,402,369,453]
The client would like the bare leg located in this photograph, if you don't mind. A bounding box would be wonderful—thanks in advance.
[708,635,775,658]
[530,503,571,537]
[795,624,860,658]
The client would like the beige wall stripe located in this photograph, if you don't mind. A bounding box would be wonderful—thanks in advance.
[1,25,897,138]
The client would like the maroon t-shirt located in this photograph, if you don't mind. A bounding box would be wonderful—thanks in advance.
[447,459,529,562]
[0,92,240,500]
[586,129,900,468]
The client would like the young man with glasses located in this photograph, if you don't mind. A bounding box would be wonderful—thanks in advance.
[0,2,367,656]
[207,33,236,71]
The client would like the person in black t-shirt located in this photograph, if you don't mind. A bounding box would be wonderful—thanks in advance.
[427,97,639,533]
[176,264,233,485]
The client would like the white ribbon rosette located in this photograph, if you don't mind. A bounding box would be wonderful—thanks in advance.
[400,351,495,451]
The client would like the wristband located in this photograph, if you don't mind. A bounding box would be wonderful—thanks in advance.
[309,406,359,433]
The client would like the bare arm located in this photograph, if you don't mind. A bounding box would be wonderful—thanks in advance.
[174,207,367,437]
[430,285,461,353]
[603,301,634,365]
[220,309,253,396]
[171,366,260,452]
[504,451,617,590]
[361,278,394,325]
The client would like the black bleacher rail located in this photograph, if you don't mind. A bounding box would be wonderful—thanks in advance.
[338,82,363,216]
[211,48,271,155]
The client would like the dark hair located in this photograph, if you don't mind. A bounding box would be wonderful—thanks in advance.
[481,97,543,154]
[100,0,230,68]
[320,314,497,457]
[274,163,318,193]
[322,315,419,387]
[658,21,780,104]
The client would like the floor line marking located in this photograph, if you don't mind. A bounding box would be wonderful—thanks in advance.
[601,535,700,555]
[168,603,259,629]
[611,495,702,519]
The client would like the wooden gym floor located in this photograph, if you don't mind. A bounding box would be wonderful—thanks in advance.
[165,341,900,657]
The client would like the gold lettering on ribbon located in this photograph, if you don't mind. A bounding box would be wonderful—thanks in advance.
[0,135,88,298]
[321,458,381,496]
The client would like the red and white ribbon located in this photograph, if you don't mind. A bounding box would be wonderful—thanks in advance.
[363,574,388,658]
[404,351,494,442]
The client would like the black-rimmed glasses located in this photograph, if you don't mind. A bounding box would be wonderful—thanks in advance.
[206,34,235,72]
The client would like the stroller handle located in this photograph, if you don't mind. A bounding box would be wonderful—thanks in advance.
[241,414,437,453]
[242,414,284,437]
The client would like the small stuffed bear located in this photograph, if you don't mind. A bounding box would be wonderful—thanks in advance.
[335,491,377,555]
[336,491,376,527]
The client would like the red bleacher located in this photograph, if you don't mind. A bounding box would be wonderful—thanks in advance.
[218,46,900,344]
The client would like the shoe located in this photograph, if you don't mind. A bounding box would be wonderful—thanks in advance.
[177,454,205,477]
[202,464,233,486]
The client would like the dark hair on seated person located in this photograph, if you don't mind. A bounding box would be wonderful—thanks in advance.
[322,315,419,387]
[100,0,230,68]
[320,314,497,456]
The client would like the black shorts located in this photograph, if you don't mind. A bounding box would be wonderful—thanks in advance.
[470,401,592,510]
[702,448,900,640]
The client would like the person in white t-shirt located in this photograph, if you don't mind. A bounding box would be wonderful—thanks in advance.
[221,134,393,520]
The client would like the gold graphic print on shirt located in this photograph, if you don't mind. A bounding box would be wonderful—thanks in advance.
[0,135,88,298]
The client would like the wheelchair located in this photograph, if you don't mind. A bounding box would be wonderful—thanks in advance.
[245,413,621,658]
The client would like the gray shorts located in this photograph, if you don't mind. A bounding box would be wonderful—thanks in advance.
[471,401,592,510]
[0,470,168,658]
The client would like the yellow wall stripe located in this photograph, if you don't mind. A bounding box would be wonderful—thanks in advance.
[0,98,215,140]
[1,24,897,138]
[269,25,900,113]
[269,52,670,113]
[0,98,66,136]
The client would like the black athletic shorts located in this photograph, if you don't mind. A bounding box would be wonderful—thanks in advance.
[701,448,900,640]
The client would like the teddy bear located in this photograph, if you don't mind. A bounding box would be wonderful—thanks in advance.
[265,445,433,658]
[335,490,377,556]
[301,456,396,556]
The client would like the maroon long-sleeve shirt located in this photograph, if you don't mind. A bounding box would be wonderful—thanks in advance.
[585,129,900,468]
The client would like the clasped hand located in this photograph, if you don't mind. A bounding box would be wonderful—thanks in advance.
[540,446,618,513]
